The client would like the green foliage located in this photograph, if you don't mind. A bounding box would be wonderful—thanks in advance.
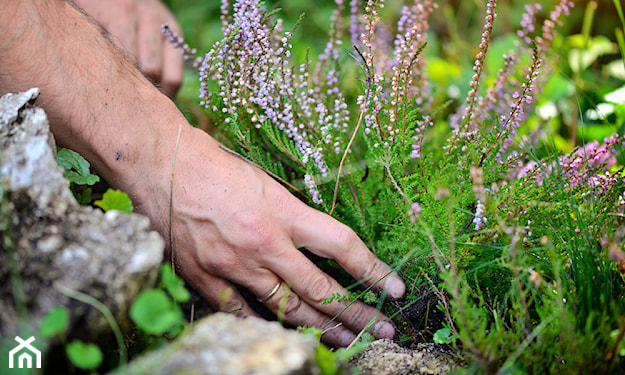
[40,307,69,339]
[610,329,625,357]
[130,289,184,336]
[94,188,134,213]
[56,148,100,186]
[160,263,191,302]
[130,264,190,337]
[65,340,103,371]
[175,0,625,372]
[56,148,100,204]
[433,327,457,345]
[300,326,372,375]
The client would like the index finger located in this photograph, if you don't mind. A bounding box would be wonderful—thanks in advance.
[289,205,406,300]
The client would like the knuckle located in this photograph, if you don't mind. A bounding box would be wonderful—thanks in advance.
[213,288,248,316]
[304,272,335,304]
[282,291,303,317]
[334,224,361,253]
[363,260,387,289]
[220,299,245,315]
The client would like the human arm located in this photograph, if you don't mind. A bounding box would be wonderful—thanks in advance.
[0,0,405,347]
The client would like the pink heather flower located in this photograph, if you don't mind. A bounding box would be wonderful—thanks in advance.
[200,0,333,177]
[518,133,624,194]
[410,115,433,159]
[389,1,436,116]
[312,0,351,155]
[162,25,203,68]
[516,4,542,47]
[445,0,496,157]
[220,0,233,32]
[463,0,497,127]
[349,0,364,44]
[408,202,422,222]
[538,0,574,52]
[495,50,542,162]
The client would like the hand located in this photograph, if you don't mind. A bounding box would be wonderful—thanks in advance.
[131,127,406,347]
[74,0,183,97]
[1,0,405,348]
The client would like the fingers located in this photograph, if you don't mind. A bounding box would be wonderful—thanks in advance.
[76,0,182,98]
[202,251,394,346]
[182,264,258,318]
[136,11,164,85]
[251,278,359,347]
[136,3,183,98]
[259,249,396,345]
[290,206,406,299]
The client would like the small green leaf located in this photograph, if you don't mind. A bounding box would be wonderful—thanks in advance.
[316,344,340,375]
[130,289,183,335]
[66,341,103,370]
[433,327,457,344]
[56,148,100,186]
[161,264,191,302]
[94,188,133,213]
[610,329,625,356]
[40,307,69,338]
[362,291,378,304]
[298,326,323,340]
[76,187,93,205]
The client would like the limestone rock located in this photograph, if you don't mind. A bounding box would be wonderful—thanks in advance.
[0,89,164,341]
[116,313,320,375]
[350,339,457,375]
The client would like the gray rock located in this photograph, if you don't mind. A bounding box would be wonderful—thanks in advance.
[0,89,164,341]
[350,339,457,375]
[116,313,321,375]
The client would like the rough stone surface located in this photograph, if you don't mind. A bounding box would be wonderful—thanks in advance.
[116,313,321,375]
[350,339,457,375]
[0,89,164,341]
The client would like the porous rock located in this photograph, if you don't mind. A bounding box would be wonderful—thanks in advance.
[0,89,164,340]
[115,313,321,375]
[350,339,457,375]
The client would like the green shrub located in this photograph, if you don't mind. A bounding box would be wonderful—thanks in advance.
[171,0,625,372]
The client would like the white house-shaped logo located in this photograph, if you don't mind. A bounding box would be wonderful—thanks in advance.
[9,336,41,369]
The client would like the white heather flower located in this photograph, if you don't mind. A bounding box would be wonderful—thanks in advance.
[473,200,487,230]
[304,174,323,205]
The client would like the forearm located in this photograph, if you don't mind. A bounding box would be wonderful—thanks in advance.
[0,0,186,196]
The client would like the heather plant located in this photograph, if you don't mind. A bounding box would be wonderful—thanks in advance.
[173,0,625,372]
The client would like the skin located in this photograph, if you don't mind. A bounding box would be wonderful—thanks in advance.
[73,0,183,97]
[0,0,406,347]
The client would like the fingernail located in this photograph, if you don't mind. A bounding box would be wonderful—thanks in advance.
[373,321,395,339]
[386,275,406,299]
[339,330,357,347]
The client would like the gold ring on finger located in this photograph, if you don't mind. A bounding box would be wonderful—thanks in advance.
[257,280,282,302]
